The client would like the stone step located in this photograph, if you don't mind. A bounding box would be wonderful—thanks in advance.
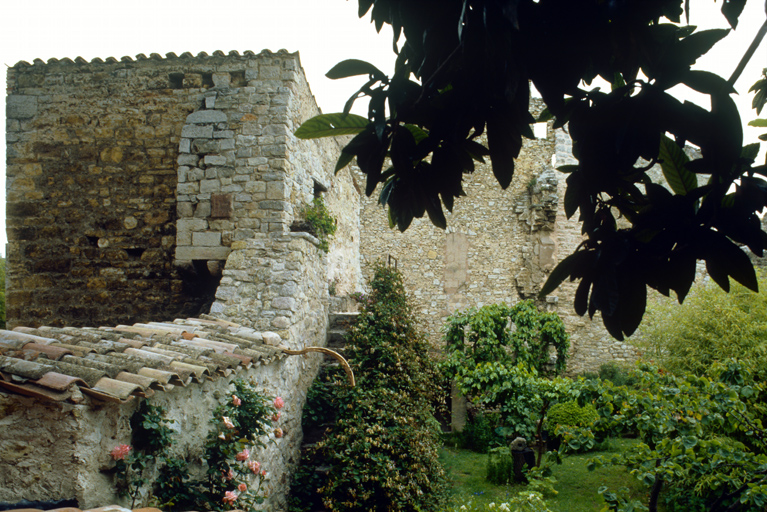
[329,296,359,314]
[326,329,348,348]
[328,312,359,330]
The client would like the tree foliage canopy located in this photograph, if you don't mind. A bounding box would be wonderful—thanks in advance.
[637,269,767,378]
[297,0,767,340]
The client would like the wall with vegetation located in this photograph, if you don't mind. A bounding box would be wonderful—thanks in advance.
[357,104,638,373]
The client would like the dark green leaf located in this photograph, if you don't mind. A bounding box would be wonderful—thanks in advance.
[682,70,736,96]
[295,113,369,139]
[539,251,590,297]
[326,59,386,81]
[574,278,591,316]
[679,29,730,66]
[721,0,746,28]
[425,195,447,230]
[404,124,429,144]
[334,151,355,174]
[658,135,697,195]
[358,0,374,17]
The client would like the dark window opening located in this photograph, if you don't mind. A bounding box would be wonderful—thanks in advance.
[179,260,223,316]
[313,179,328,199]
[230,70,246,87]
[202,73,214,88]
[169,73,184,89]
[86,236,99,247]
[126,248,145,258]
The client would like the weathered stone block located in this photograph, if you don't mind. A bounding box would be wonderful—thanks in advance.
[181,125,214,138]
[200,179,221,193]
[192,231,222,246]
[186,110,227,124]
[175,246,231,261]
[7,95,38,119]
[194,202,211,218]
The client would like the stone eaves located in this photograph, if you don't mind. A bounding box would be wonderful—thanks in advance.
[0,316,287,404]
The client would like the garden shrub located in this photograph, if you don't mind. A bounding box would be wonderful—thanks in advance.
[291,262,447,511]
[597,362,638,388]
[442,300,570,377]
[585,363,767,511]
[636,269,767,378]
[460,410,505,453]
[110,380,279,511]
[546,401,598,429]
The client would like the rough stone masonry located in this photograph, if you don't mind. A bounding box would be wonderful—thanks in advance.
[5,50,636,378]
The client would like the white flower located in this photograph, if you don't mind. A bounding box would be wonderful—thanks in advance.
[499,504,510,512]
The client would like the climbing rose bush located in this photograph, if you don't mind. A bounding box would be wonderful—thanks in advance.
[110,444,131,461]
[111,379,280,512]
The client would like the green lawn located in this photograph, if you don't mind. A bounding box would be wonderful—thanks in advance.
[440,438,648,511]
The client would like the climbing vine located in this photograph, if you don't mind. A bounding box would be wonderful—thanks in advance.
[442,300,570,376]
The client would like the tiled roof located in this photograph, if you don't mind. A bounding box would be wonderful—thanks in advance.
[0,316,288,404]
[11,49,298,69]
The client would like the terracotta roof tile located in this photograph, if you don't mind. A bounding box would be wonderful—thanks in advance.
[36,372,88,391]
[0,316,283,404]
[23,343,73,360]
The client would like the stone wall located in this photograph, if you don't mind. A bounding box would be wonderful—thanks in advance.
[6,50,360,330]
[357,102,639,373]
[0,335,322,512]
[3,50,361,511]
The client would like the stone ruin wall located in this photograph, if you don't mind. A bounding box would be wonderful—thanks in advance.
[0,348,319,511]
[3,50,361,511]
[357,105,639,374]
[6,51,360,331]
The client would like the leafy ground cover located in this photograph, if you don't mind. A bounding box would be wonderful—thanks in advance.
[441,438,646,512]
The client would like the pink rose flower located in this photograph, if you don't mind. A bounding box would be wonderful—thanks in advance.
[274,396,284,409]
[272,412,281,422]
[238,483,247,493]
[274,427,283,438]
[223,490,238,505]
[110,444,131,461]
[236,448,250,461]
[232,395,241,406]
[223,416,234,429]
[225,469,234,481]
[247,460,261,474]
[260,469,267,477]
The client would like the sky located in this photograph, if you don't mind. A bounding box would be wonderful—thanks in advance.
[2,0,766,258]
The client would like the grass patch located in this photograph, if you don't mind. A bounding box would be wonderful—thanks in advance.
[441,438,647,511]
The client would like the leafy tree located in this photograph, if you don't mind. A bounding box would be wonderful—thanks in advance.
[296,0,767,340]
[440,302,572,462]
[442,300,570,376]
[583,363,767,512]
[636,269,767,377]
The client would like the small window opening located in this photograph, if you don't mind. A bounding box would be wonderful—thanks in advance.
[313,179,328,199]
[169,73,184,89]
[126,248,145,258]
[201,73,214,88]
[230,71,246,87]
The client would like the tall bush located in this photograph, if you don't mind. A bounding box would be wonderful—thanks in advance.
[636,270,767,377]
[292,262,447,511]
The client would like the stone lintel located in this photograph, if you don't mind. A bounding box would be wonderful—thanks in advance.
[175,246,230,261]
